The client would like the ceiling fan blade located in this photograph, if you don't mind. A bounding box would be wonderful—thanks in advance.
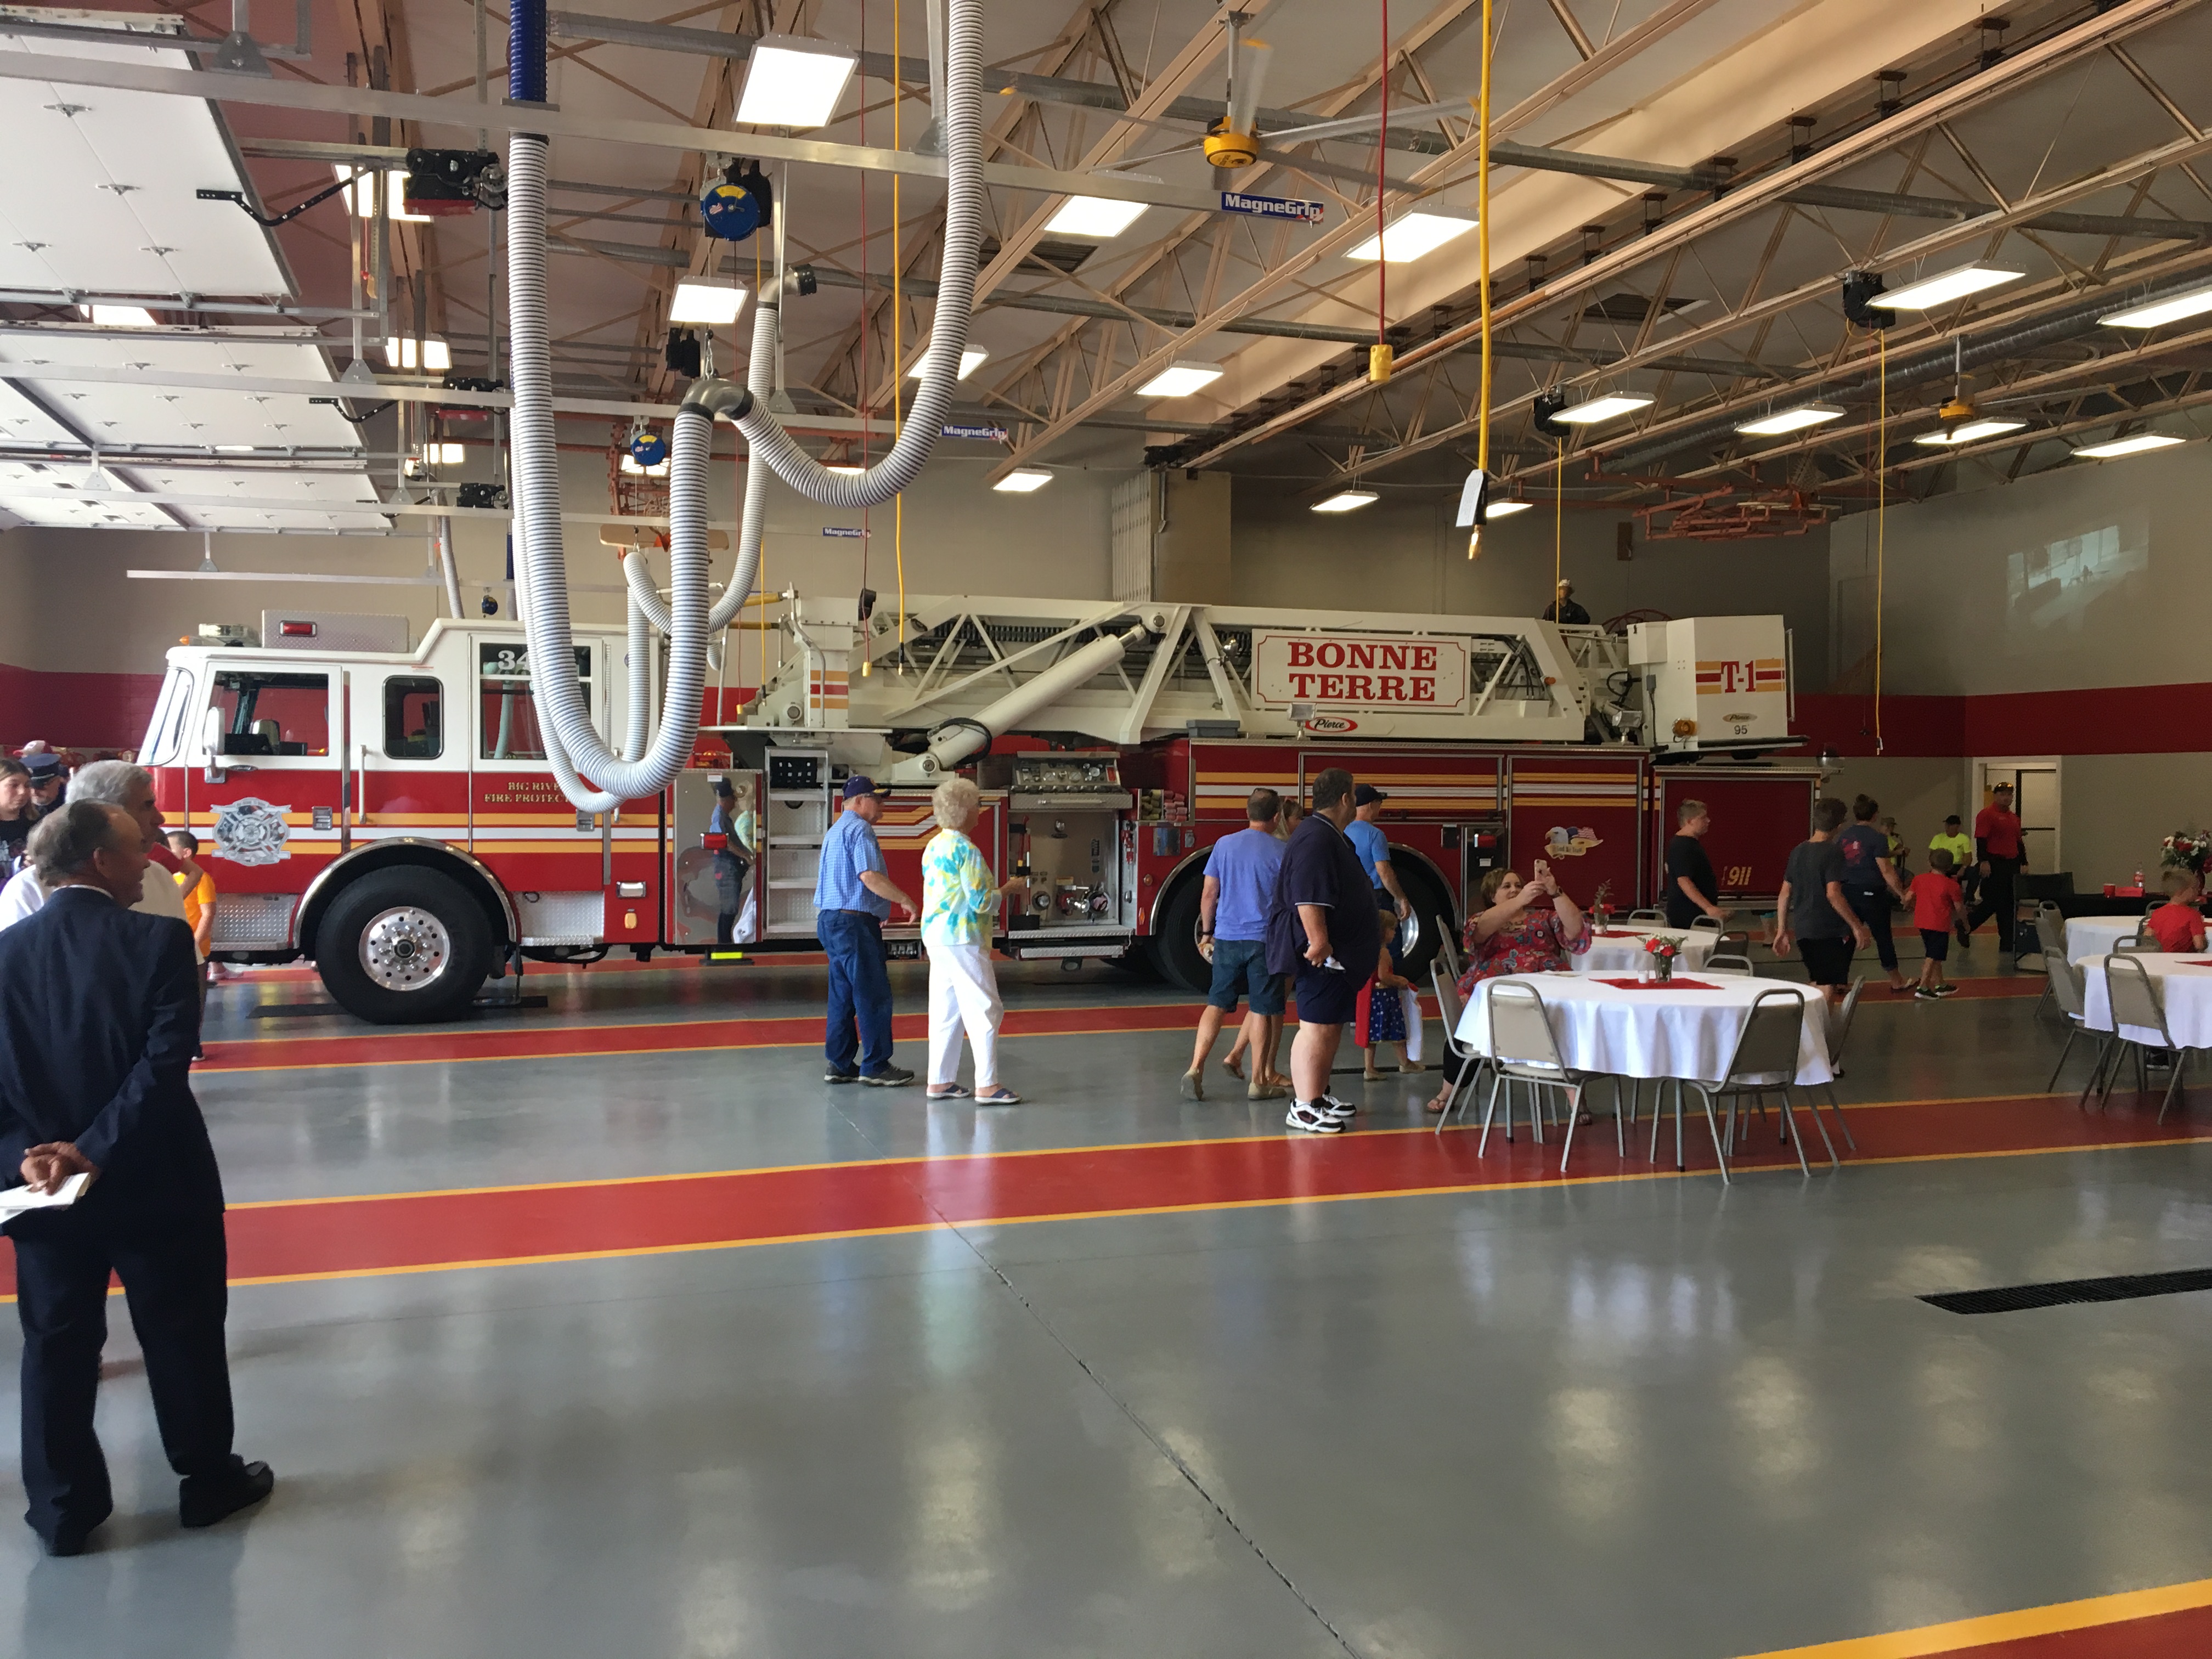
[1227,38,1273,136]
[1260,95,1474,146]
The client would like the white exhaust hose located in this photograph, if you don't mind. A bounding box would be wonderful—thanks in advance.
[621,292,781,636]
[622,588,652,760]
[729,0,984,510]
[507,129,716,805]
[435,516,465,619]
[922,623,1152,772]
[511,486,623,813]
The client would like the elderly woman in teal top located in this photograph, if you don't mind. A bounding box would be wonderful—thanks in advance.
[922,777,1030,1103]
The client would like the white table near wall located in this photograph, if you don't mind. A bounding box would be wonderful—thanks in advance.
[2067,916,2146,963]
[2079,952,2212,1047]
[1572,927,1720,975]
[1455,972,1833,1085]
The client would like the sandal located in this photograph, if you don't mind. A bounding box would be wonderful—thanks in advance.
[972,1086,1022,1105]
[926,1085,971,1099]
[1221,1054,1246,1081]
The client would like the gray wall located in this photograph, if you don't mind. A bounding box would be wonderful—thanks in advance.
[1829,441,2212,695]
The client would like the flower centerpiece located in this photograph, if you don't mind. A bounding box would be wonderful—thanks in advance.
[1642,934,1683,983]
[2160,829,2210,879]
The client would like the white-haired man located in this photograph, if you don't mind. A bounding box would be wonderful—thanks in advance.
[0,760,187,931]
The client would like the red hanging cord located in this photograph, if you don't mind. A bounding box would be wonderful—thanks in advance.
[1376,0,1388,342]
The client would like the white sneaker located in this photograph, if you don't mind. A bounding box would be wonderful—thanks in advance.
[1286,1102,1346,1135]
[1316,1094,1356,1120]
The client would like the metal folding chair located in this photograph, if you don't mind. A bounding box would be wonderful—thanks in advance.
[1689,915,1723,934]
[2042,952,2109,1097]
[1704,953,1754,977]
[1692,990,1827,1180]
[1482,981,1617,1172]
[2033,903,2068,1019]
[2103,956,2208,1123]
[1809,978,1861,1154]
[1430,963,1490,1135]
[1434,927,1464,988]
[1626,909,1665,924]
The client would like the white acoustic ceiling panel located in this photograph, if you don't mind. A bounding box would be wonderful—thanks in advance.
[133,465,390,531]
[0,458,174,527]
[0,375,78,445]
[0,12,291,297]
[0,331,369,448]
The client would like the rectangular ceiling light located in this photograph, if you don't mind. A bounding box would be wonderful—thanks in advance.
[1735,404,1844,437]
[1137,360,1226,398]
[736,35,858,128]
[422,442,466,465]
[1867,262,2024,311]
[826,464,866,476]
[1311,489,1378,513]
[670,278,749,326]
[1913,418,2027,447]
[78,303,156,327]
[1483,500,1533,517]
[910,347,989,381]
[620,453,670,476]
[386,173,432,222]
[2098,283,2212,329]
[382,336,452,372]
[2071,432,2186,459]
[1552,394,1653,426]
[1347,211,1480,263]
[993,468,1053,493]
[1043,195,1150,240]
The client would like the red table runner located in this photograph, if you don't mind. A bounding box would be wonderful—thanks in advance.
[1594,977,1720,991]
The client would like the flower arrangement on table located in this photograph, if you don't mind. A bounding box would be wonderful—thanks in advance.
[1641,934,1683,981]
[1590,879,1615,930]
[2161,829,2211,879]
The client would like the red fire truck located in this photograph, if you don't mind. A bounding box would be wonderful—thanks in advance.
[140,596,1819,1020]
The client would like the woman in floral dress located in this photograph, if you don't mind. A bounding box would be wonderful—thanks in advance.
[1426,865,1592,1113]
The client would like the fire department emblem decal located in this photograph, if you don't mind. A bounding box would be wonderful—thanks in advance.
[212,798,292,865]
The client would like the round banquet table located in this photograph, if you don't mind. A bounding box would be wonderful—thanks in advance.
[2067,916,2145,963]
[2079,952,2212,1047]
[1454,972,1833,1085]
[1572,926,1719,975]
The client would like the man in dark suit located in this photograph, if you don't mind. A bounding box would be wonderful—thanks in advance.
[0,801,271,1556]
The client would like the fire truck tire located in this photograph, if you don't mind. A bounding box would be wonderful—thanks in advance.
[315,868,494,1024]
[1153,874,1210,996]
[1392,858,1455,985]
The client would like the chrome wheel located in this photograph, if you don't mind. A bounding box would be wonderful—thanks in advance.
[358,905,453,992]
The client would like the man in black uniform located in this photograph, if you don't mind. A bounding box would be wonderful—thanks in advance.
[1541,580,1591,625]
[0,802,271,1555]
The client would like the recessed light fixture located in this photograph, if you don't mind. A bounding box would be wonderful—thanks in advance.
[1865,262,2024,311]
[1913,419,2027,447]
[1347,210,1480,263]
[382,336,452,372]
[669,278,749,326]
[2098,283,2212,329]
[1551,394,1653,426]
[1311,489,1378,513]
[1735,404,1845,436]
[1137,360,1226,398]
[993,468,1053,493]
[77,303,155,327]
[2071,432,2186,459]
[735,35,858,128]
[910,347,989,381]
[1044,194,1151,240]
[1482,500,1533,518]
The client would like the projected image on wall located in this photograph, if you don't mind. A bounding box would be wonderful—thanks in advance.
[2007,522,2147,632]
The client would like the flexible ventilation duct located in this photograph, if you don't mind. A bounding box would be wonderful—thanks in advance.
[504,0,984,810]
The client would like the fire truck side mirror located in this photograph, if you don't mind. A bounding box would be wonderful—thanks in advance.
[200,706,228,783]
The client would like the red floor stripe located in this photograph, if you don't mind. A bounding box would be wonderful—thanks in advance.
[1922,1602,2212,1656]
[7,1094,2205,1296]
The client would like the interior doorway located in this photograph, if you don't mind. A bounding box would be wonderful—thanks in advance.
[1974,757,2061,876]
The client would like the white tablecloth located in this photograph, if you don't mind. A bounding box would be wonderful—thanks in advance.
[2067,916,2145,963]
[1455,973,1833,1085]
[1572,927,1720,975]
[2080,952,2212,1047]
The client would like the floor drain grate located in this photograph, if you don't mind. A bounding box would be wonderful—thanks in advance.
[1922,1267,2212,1314]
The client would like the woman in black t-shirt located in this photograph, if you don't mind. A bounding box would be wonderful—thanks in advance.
[1835,794,1912,992]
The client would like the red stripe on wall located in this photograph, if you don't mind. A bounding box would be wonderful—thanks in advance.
[0,662,165,752]
[1798,684,2212,760]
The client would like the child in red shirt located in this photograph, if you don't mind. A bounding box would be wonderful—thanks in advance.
[1910,849,1969,1000]
[2147,868,2208,953]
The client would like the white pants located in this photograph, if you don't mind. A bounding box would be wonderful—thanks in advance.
[928,941,1002,1087]
[1400,988,1425,1063]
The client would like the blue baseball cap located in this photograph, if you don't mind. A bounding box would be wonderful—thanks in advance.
[842,775,886,800]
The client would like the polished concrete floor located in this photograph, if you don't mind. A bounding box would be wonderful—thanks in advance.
[5,944,2212,1658]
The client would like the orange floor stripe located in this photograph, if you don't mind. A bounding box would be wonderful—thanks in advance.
[7,1092,2207,1298]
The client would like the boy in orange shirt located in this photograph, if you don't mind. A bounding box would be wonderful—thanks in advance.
[1910,848,1969,1001]
[168,828,219,980]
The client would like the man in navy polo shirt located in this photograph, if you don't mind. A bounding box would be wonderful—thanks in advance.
[1266,768,1381,1135]
[1180,788,1288,1102]
[812,776,919,1086]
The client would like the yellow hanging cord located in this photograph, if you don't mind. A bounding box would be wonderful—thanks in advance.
[1874,330,1886,757]
[891,0,907,674]
[1474,0,1493,485]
